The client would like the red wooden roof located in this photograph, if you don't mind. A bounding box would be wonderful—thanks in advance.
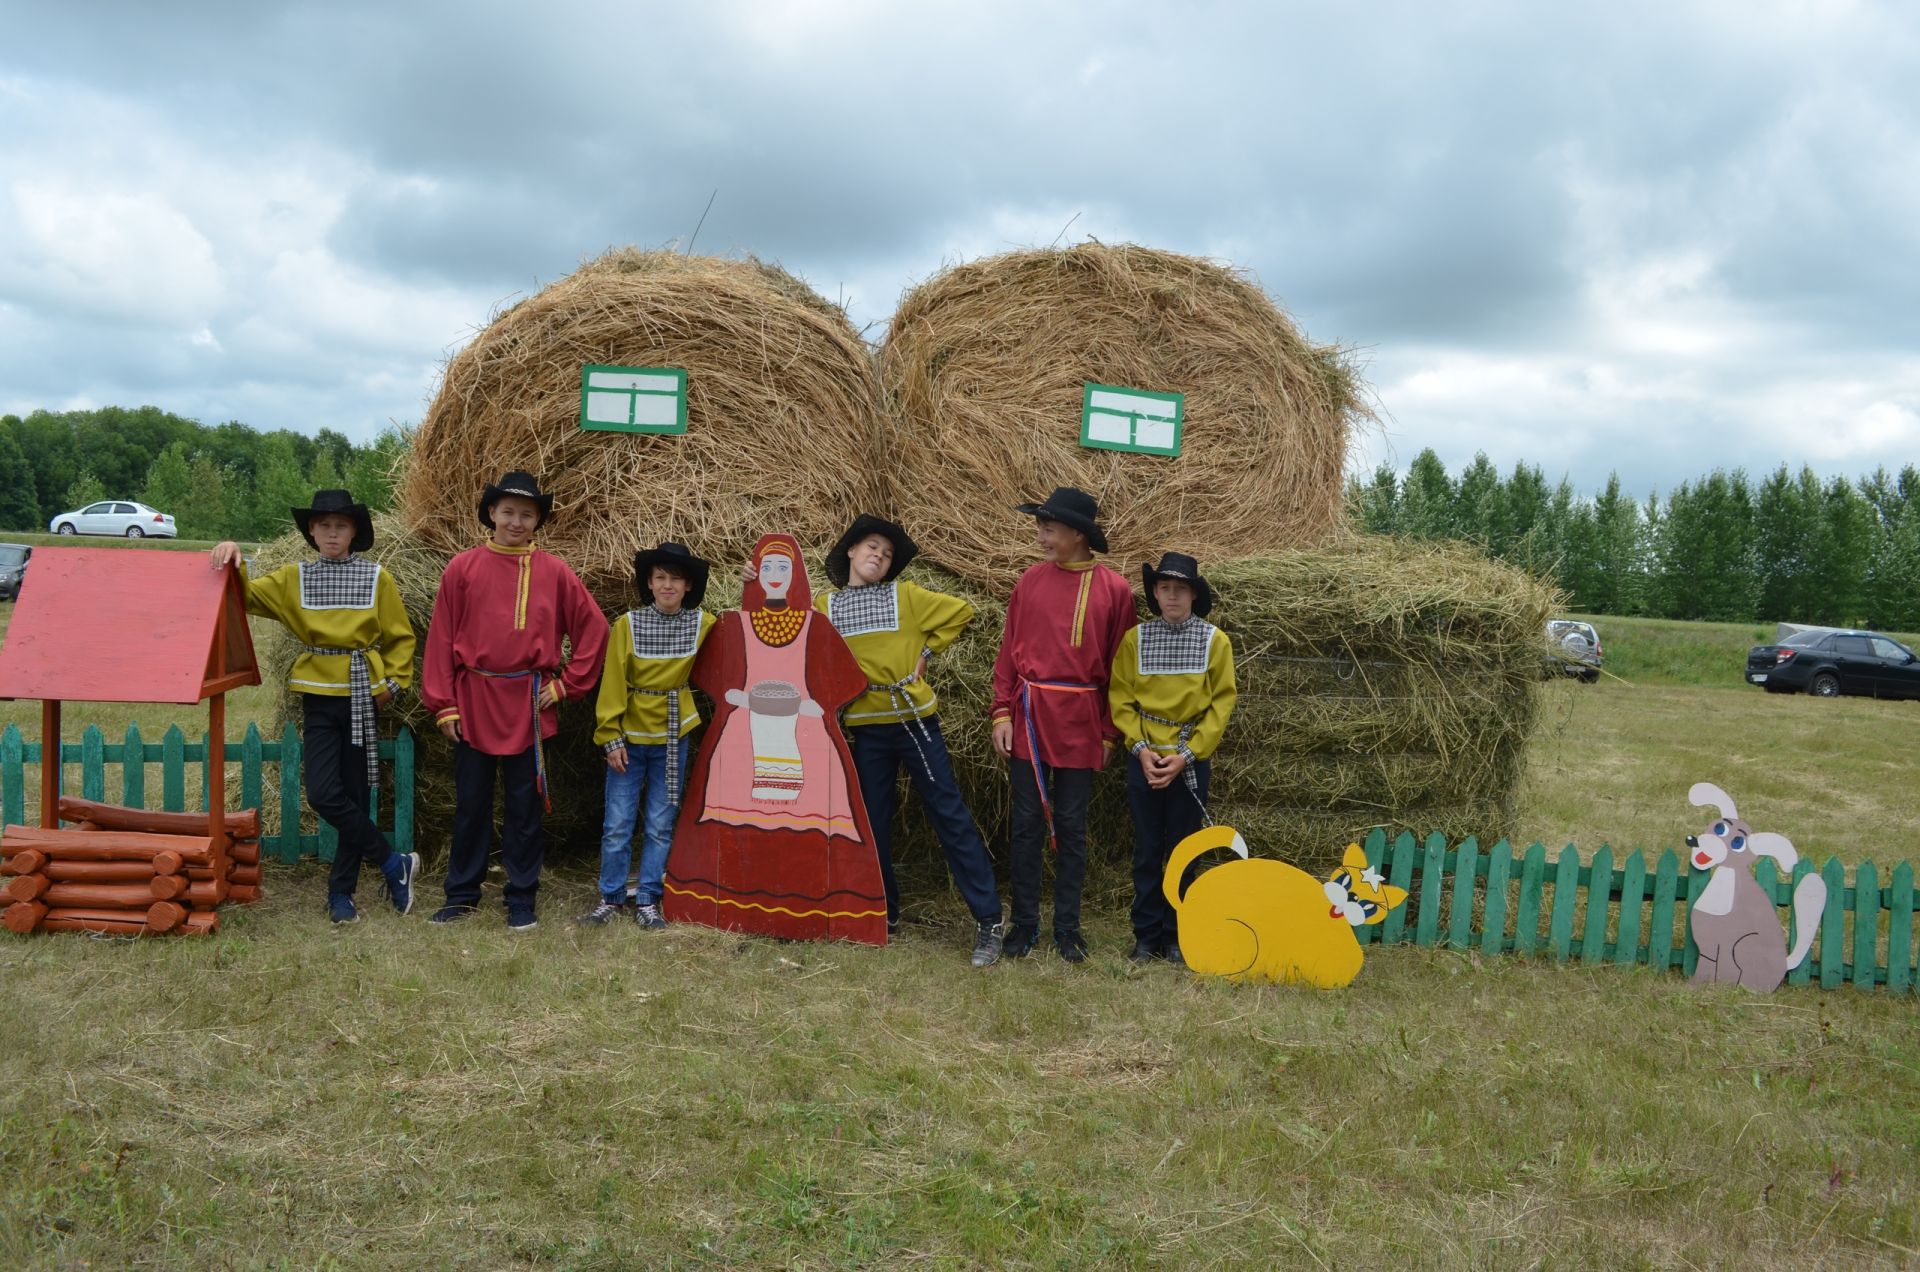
[0,548,260,704]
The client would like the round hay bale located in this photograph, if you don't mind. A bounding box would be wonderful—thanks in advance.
[876,242,1368,594]
[396,248,889,596]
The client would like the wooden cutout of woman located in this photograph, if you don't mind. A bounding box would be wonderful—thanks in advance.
[661,533,887,943]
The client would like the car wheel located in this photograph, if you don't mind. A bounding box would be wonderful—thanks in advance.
[1810,672,1841,697]
[1580,669,1599,684]
[55,523,75,535]
[125,525,145,538]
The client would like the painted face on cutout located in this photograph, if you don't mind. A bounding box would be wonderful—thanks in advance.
[759,549,794,602]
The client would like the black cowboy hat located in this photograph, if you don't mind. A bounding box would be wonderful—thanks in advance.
[1142,551,1214,618]
[477,470,555,529]
[1013,486,1108,553]
[292,489,374,554]
[633,541,711,608]
[825,514,920,588]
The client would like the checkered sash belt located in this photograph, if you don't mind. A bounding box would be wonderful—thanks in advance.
[1017,678,1100,853]
[302,642,382,786]
[473,667,554,812]
[629,685,689,806]
[1139,708,1209,820]
[869,672,936,782]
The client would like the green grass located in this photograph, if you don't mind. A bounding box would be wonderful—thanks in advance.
[1,616,1917,1267]
[1566,612,1920,689]
[0,530,249,552]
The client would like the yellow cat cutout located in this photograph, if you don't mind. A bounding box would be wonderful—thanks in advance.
[1164,828,1409,988]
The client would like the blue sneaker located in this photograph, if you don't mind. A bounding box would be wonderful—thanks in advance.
[328,894,359,925]
[507,904,538,932]
[382,851,420,915]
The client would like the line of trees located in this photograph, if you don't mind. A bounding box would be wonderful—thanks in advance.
[0,406,407,542]
[1349,451,1920,630]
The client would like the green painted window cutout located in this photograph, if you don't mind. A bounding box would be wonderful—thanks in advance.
[1079,383,1184,456]
[580,365,688,434]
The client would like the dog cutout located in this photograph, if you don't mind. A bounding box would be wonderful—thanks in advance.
[1685,782,1826,993]
[1163,828,1407,988]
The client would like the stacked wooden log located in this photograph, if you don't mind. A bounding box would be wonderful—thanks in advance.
[0,798,264,937]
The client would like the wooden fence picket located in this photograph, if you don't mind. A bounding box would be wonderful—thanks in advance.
[1481,841,1512,957]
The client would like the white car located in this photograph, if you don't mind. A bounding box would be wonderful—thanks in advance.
[48,500,178,538]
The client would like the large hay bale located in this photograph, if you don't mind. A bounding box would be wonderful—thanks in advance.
[876,242,1368,594]
[396,248,889,596]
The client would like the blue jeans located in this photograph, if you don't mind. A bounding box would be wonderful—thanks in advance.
[850,716,1001,925]
[1124,753,1211,950]
[598,737,691,906]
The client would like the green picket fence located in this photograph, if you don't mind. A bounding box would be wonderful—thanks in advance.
[1355,827,1918,995]
[0,722,415,864]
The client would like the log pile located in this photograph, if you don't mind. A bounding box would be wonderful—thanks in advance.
[0,798,265,936]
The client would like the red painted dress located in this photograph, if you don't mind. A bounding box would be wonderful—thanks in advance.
[662,534,886,943]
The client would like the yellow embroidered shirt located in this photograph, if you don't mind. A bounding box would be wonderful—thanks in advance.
[1108,619,1237,761]
[592,606,717,748]
[237,557,416,696]
[814,579,974,726]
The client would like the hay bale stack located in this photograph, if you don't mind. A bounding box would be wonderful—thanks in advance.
[877,242,1367,594]
[395,248,889,596]
[893,537,1554,883]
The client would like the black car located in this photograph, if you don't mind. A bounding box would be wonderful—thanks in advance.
[0,543,28,601]
[1746,627,1920,698]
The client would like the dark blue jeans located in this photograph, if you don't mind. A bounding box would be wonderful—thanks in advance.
[850,716,1001,925]
[1124,753,1211,950]
[445,741,543,912]
[301,693,396,899]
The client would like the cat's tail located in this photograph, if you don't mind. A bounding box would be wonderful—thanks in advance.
[1163,826,1249,913]
[1785,873,1827,971]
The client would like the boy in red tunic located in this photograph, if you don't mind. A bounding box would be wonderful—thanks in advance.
[420,472,610,929]
[990,487,1137,962]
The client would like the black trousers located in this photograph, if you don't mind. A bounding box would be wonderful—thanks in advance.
[1125,755,1211,950]
[1007,758,1093,935]
[301,693,395,898]
[444,741,544,910]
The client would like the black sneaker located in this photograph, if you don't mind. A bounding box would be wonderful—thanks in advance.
[970,920,1003,968]
[327,894,359,925]
[1053,931,1088,964]
[1127,940,1158,966]
[577,901,622,925]
[1002,924,1038,959]
[429,903,477,925]
[1163,942,1186,969]
[507,906,538,932]
[383,851,420,915]
[634,903,667,930]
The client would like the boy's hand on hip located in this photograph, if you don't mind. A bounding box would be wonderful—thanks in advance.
[606,747,628,774]
[991,720,1013,757]
[536,681,562,710]
[437,717,462,743]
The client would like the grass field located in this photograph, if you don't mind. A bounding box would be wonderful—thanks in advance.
[0,610,1915,1267]
[0,530,246,553]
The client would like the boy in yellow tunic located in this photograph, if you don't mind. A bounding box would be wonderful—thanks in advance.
[585,542,715,929]
[209,490,419,924]
[816,515,1004,967]
[1109,552,1236,966]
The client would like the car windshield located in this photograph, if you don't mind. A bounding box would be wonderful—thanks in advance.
[0,548,24,567]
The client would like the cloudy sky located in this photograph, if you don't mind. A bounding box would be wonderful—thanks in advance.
[2,1,1915,497]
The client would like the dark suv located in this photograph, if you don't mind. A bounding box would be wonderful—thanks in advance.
[0,543,28,601]
[1746,627,1920,698]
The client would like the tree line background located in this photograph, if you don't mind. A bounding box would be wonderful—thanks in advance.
[1349,450,1920,630]
[3,408,1914,630]
[0,406,406,543]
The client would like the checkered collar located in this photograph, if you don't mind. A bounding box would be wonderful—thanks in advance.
[826,581,900,637]
[298,555,380,610]
[1137,616,1214,676]
[630,604,702,659]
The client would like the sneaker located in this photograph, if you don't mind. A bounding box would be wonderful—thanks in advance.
[577,901,623,925]
[1163,942,1186,969]
[429,903,477,925]
[969,920,1003,968]
[1053,930,1088,964]
[634,903,667,930]
[327,894,358,925]
[383,851,420,915]
[887,915,903,937]
[1002,924,1038,959]
[1127,940,1159,966]
[507,906,538,932]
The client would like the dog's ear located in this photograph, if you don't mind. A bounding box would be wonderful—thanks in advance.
[1689,782,1737,819]
[1746,831,1799,869]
